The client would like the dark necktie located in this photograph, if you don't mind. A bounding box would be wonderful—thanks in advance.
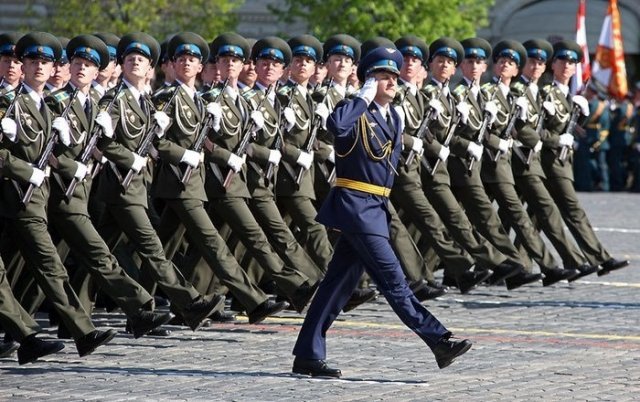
[84,100,92,119]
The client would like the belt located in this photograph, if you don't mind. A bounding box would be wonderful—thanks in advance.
[334,177,391,197]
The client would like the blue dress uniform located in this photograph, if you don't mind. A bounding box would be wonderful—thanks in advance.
[293,48,459,374]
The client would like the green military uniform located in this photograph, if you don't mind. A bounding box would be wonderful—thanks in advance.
[275,34,333,270]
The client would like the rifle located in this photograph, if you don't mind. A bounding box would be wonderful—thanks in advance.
[22,88,79,206]
[429,107,462,175]
[264,83,293,183]
[466,77,501,175]
[294,78,334,185]
[121,83,180,191]
[405,79,448,167]
[558,103,582,164]
[64,80,125,201]
[180,78,228,186]
[222,83,273,189]
[0,82,24,141]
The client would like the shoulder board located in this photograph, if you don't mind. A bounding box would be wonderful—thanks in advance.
[243,89,263,109]
[541,84,553,94]
[52,89,70,103]
[2,91,15,102]
[277,84,294,97]
[511,81,526,94]
[453,85,468,97]
[481,82,493,91]
[152,85,177,103]
[202,87,223,102]
[421,84,438,97]
[242,88,258,101]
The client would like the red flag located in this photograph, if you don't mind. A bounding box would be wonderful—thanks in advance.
[571,0,590,94]
[592,0,628,99]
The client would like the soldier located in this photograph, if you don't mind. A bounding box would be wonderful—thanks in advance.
[606,90,633,191]
[94,32,225,331]
[91,32,120,100]
[420,37,523,287]
[0,32,116,357]
[390,34,484,295]
[238,38,257,92]
[292,47,471,377]
[275,34,334,271]
[151,32,290,321]
[0,32,22,93]
[43,34,173,338]
[46,37,70,93]
[539,39,628,276]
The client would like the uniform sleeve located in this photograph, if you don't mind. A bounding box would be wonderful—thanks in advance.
[98,95,136,169]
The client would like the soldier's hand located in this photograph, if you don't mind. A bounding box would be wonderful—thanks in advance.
[28,167,46,187]
[227,152,245,173]
[466,141,483,161]
[559,133,574,147]
[53,117,71,146]
[542,100,556,116]
[533,140,543,153]
[498,139,511,154]
[456,101,470,124]
[181,149,203,168]
[410,136,424,155]
[74,162,89,180]
[153,111,171,137]
[314,103,330,129]
[1,117,17,141]
[250,110,265,132]
[268,149,282,165]
[515,96,529,119]
[571,95,590,116]
[131,152,148,173]
[327,145,335,163]
[428,99,444,118]
[95,111,114,138]
[206,102,223,131]
[357,77,377,105]
[283,107,296,131]
[296,150,313,170]
[438,145,450,162]
[484,100,498,124]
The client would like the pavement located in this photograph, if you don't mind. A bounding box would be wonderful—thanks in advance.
[1,192,639,401]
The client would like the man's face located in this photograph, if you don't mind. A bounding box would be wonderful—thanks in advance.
[122,53,152,81]
[311,63,327,84]
[289,55,315,83]
[428,55,456,82]
[98,60,116,82]
[326,54,353,82]
[49,61,70,87]
[460,57,487,82]
[21,57,54,86]
[255,58,284,86]
[493,57,519,81]
[161,61,175,83]
[239,59,257,85]
[217,55,243,80]
[400,55,422,83]
[522,58,546,81]
[372,71,397,105]
[552,58,577,82]
[172,54,203,82]
[69,58,99,88]
[0,55,22,85]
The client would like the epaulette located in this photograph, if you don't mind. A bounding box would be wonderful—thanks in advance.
[202,86,223,102]
[511,81,526,95]
[480,82,496,99]
[242,89,262,109]
[541,84,553,96]
[277,84,294,97]
[421,84,438,97]
[239,86,252,96]
[152,85,177,103]
[51,88,70,103]
[452,85,468,101]
[242,88,258,101]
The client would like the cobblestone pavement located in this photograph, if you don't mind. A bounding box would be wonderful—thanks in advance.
[1,193,639,401]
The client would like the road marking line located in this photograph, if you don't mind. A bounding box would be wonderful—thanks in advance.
[593,227,640,234]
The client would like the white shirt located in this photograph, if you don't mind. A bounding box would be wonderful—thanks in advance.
[123,79,143,103]
[22,82,45,110]
[554,80,570,97]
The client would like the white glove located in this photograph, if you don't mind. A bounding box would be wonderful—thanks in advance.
[131,152,147,173]
[206,102,223,131]
[410,137,423,154]
[181,149,202,168]
[571,95,590,116]
[74,162,89,180]
[53,117,71,146]
[559,133,574,147]
[533,140,543,153]
[498,139,510,154]
[467,142,483,161]
[393,105,405,130]
[1,118,17,142]
[456,101,470,124]
[542,100,556,116]
[283,107,296,131]
[227,152,245,173]
[314,103,330,129]
[357,77,378,105]
[438,146,450,162]
[484,100,498,124]
[327,147,335,163]
[515,96,528,114]
[29,168,45,186]
[250,110,265,132]
[428,99,444,118]
[153,111,171,138]
[296,150,313,170]
[95,111,114,138]
[268,149,282,165]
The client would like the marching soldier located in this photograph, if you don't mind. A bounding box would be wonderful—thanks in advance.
[91,32,120,101]
[0,32,22,94]
[45,37,69,93]
[0,32,116,357]
[539,39,629,276]
[94,32,225,331]
[151,32,291,320]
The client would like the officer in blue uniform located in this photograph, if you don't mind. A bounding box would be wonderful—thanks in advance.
[292,47,472,378]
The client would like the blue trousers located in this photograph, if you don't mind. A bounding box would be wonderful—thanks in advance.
[292,232,449,360]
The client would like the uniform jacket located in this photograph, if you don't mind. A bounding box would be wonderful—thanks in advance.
[420,79,455,185]
[510,77,547,179]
